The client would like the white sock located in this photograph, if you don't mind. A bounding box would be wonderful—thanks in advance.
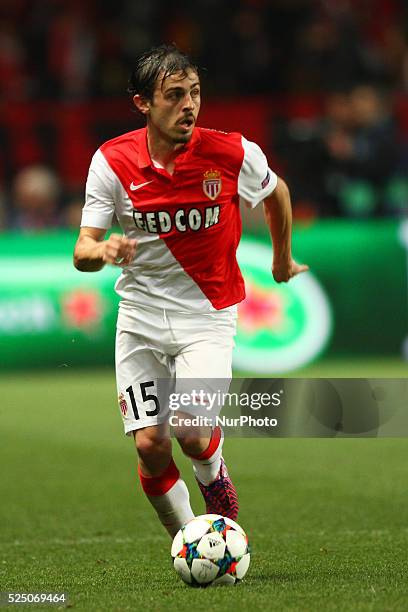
[138,459,194,537]
[146,479,194,537]
[190,426,223,486]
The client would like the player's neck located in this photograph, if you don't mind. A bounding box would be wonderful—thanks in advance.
[147,127,186,175]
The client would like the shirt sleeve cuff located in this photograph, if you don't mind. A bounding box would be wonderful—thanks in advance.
[243,170,278,208]
[80,210,113,229]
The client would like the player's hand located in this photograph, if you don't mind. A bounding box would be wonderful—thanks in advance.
[272,256,309,283]
[101,234,137,267]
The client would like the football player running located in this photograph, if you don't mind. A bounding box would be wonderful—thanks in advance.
[74,44,308,537]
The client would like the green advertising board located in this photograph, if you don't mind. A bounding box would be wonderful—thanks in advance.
[236,239,331,373]
[0,232,120,368]
[0,221,406,372]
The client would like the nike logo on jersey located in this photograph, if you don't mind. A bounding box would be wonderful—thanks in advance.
[129,180,153,191]
[132,205,220,234]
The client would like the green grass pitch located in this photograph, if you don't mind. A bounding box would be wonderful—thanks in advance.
[1,362,407,611]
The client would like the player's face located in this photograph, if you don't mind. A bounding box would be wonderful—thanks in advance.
[147,69,201,144]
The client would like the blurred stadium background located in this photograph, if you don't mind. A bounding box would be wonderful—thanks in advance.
[0,0,407,375]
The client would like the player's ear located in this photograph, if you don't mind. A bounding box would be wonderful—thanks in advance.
[133,94,150,115]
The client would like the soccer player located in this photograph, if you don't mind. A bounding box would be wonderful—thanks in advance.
[73,44,308,537]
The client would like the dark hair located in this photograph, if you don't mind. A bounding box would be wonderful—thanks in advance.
[127,44,199,101]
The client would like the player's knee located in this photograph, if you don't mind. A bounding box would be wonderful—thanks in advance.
[134,428,170,460]
[177,431,207,456]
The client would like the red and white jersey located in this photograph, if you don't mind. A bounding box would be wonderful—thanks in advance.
[81,126,277,312]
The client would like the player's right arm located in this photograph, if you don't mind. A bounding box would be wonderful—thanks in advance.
[73,149,137,272]
[74,228,137,272]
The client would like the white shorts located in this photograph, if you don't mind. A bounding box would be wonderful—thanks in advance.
[115,300,237,434]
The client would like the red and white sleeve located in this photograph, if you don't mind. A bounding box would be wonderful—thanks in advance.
[237,136,277,209]
[81,149,117,229]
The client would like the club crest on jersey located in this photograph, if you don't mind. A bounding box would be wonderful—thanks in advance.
[203,169,222,201]
[118,393,128,416]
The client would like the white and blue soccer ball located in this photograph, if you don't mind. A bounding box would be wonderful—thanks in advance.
[171,514,250,587]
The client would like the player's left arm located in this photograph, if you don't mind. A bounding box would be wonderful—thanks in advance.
[264,178,309,283]
[237,136,308,283]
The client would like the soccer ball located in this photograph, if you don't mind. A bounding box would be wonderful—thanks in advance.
[171,514,250,587]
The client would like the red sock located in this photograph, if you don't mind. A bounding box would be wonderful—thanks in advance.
[186,426,224,485]
[137,458,194,537]
[186,425,222,460]
[138,458,180,496]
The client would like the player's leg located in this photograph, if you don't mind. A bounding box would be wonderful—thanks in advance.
[135,422,171,477]
[170,308,239,519]
[134,423,194,537]
[116,304,194,536]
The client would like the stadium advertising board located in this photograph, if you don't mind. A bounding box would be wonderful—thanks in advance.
[0,222,406,370]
